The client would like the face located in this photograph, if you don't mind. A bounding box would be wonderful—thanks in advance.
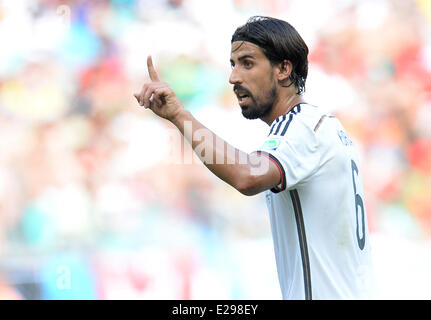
[230,41,278,120]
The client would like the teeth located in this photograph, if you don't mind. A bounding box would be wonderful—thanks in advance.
[235,90,249,100]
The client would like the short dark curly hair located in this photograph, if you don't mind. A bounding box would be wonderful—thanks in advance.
[232,16,309,95]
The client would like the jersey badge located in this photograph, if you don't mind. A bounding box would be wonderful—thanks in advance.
[262,138,282,151]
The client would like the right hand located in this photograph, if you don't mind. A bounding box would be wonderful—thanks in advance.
[134,56,183,121]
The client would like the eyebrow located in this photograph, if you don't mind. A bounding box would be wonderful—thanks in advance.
[230,54,256,64]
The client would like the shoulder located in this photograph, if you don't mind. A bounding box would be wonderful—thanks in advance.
[267,103,327,140]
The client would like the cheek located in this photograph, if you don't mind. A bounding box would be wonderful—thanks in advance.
[246,69,275,98]
[255,79,275,100]
[248,77,265,94]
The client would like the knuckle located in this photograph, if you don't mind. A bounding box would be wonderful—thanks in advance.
[145,86,155,96]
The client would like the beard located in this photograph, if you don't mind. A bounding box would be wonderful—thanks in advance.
[240,84,277,120]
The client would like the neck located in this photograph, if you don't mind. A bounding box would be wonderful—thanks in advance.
[261,93,304,125]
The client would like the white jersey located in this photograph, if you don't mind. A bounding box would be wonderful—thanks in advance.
[256,103,375,300]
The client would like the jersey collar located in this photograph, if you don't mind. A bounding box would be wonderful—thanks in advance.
[269,102,306,127]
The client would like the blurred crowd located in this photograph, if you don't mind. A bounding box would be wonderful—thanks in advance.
[0,0,430,299]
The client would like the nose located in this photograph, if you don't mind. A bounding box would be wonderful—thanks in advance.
[229,66,242,85]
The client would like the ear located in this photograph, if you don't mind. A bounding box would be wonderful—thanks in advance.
[276,60,293,82]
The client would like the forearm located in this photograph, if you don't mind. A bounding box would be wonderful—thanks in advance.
[133,56,277,195]
[170,109,255,192]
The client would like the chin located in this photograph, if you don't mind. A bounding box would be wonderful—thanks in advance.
[241,108,260,120]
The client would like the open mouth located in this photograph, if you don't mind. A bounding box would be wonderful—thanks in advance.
[235,89,252,106]
[238,93,249,102]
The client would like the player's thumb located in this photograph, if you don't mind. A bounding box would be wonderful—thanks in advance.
[133,93,141,105]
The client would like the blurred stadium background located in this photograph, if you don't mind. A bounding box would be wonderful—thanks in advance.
[0,0,430,300]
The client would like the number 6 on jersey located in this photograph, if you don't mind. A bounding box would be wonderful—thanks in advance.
[351,160,365,250]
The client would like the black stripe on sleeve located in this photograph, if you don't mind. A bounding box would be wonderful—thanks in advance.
[280,104,301,136]
[272,115,287,135]
[255,150,286,193]
[268,117,280,136]
[293,104,302,114]
[280,113,294,136]
[274,104,302,137]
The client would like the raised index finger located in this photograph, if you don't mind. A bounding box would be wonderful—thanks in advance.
[147,55,160,82]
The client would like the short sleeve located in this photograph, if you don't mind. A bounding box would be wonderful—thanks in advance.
[255,119,321,193]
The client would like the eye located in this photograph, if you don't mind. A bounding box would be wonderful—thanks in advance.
[230,61,235,69]
[243,60,253,68]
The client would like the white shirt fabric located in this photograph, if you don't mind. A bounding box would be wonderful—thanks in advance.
[256,103,376,300]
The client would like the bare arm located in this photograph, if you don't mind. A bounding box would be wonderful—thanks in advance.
[134,56,280,196]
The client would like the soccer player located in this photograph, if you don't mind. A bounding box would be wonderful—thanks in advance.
[134,16,376,300]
